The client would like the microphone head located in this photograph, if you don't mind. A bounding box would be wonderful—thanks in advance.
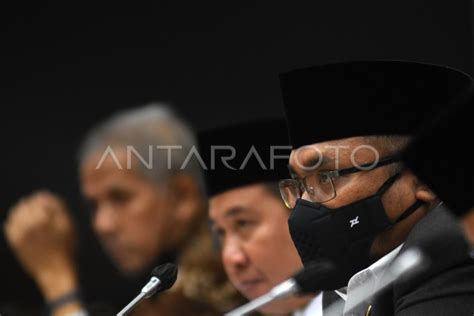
[293,261,342,293]
[151,263,178,290]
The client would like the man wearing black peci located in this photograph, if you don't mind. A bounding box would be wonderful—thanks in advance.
[278,60,474,315]
[201,119,343,315]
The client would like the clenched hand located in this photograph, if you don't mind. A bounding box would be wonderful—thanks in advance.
[4,191,78,302]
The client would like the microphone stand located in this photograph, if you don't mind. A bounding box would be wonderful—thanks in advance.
[117,276,162,316]
[117,292,146,316]
[225,279,299,315]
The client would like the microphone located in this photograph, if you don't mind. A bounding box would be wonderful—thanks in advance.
[226,261,337,315]
[117,263,178,316]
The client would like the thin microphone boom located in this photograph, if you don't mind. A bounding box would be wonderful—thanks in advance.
[117,292,146,316]
[226,261,335,315]
[225,279,299,315]
[117,263,178,316]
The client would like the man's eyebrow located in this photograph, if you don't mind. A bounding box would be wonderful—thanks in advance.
[208,206,248,228]
[224,206,246,219]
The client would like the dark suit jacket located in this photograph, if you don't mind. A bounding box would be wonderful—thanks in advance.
[369,205,474,316]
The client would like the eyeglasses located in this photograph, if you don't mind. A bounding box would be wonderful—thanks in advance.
[278,156,399,209]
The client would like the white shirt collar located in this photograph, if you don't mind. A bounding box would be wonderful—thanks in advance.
[342,244,404,313]
[366,244,403,278]
[293,292,323,316]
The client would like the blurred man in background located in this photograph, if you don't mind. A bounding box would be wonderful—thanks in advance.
[4,105,241,315]
[200,120,340,315]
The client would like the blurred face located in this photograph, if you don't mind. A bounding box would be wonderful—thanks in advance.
[209,183,310,314]
[80,149,175,274]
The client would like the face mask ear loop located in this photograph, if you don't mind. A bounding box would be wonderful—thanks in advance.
[376,173,425,224]
[376,173,402,195]
[395,200,425,224]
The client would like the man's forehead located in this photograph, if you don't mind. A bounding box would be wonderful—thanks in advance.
[290,141,346,161]
[82,172,133,196]
[209,183,269,217]
[289,137,370,172]
[210,184,264,205]
[209,197,252,223]
[292,137,370,156]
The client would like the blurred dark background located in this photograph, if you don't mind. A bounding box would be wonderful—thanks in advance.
[0,0,472,312]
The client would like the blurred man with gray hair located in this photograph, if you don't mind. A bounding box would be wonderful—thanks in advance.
[4,104,241,316]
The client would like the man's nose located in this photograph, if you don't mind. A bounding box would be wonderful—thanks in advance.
[222,237,250,270]
[93,204,118,236]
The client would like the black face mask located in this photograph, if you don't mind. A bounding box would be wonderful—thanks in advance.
[288,173,424,289]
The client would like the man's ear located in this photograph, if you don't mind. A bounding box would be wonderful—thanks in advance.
[462,208,474,246]
[414,181,438,206]
[168,173,203,224]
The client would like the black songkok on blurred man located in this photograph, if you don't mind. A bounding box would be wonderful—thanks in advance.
[278,60,474,315]
[199,119,291,196]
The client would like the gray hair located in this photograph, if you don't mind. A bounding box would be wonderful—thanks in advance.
[79,103,204,191]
